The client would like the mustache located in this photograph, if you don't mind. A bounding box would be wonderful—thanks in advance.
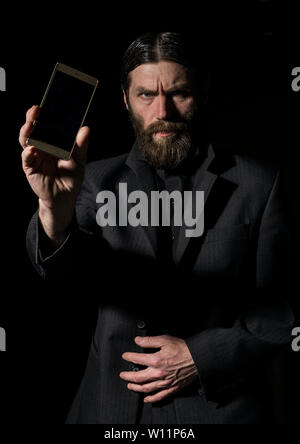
[145,120,189,136]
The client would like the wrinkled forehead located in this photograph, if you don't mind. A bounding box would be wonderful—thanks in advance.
[128,61,193,92]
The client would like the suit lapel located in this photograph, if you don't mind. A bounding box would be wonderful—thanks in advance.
[175,145,218,264]
[176,146,237,267]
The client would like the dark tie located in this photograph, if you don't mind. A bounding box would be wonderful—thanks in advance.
[154,171,184,264]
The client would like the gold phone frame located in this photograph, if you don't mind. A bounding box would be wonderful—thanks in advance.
[28,62,98,160]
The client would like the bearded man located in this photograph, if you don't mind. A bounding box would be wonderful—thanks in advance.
[20,32,294,424]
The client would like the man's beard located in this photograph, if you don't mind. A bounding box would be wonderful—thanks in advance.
[128,106,197,171]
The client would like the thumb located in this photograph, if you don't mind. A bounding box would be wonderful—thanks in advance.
[135,336,167,349]
[72,126,90,165]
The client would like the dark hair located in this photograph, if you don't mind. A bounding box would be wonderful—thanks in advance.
[121,32,207,97]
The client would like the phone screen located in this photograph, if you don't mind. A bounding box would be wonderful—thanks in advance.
[32,69,96,153]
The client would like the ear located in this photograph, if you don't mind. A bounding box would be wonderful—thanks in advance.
[123,89,129,111]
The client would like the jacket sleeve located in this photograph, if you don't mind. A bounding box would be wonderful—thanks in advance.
[26,169,109,282]
[185,171,295,401]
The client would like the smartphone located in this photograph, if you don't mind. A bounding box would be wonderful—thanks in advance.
[27,62,99,160]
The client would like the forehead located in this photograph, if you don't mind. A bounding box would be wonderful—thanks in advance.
[129,61,192,90]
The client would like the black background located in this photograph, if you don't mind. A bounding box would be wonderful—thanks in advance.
[1,0,300,424]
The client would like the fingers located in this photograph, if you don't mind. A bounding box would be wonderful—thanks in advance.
[19,121,34,148]
[26,105,40,122]
[21,145,45,176]
[135,335,169,349]
[19,105,40,149]
[72,126,90,166]
[76,126,90,148]
[127,378,174,394]
[120,367,168,384]
[120,365,177,400]
[144,386,180,404]
[21,146,37,171]
[122,351,161,367]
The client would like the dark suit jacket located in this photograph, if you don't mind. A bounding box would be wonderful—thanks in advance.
[26,141,295,424]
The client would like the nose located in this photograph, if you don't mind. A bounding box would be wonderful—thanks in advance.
[156,94,172,120]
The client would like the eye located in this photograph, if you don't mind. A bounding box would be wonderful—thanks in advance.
[140,92,154,99]
[173,90,190,98]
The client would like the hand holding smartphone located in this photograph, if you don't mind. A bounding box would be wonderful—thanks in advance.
[20,63,98,245]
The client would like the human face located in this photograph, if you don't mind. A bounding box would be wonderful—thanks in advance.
[124,61,199,170]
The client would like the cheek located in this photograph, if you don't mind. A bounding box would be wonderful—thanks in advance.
[133,102,156,127]
[175,98,196,115]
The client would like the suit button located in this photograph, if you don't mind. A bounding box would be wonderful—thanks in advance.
[137,320,146,329]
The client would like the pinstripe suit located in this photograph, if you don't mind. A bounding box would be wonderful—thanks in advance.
[26,140,295,424]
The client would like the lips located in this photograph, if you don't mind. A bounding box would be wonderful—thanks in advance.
[155,131,176,137]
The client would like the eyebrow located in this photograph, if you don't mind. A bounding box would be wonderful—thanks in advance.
[135,83,192,95]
